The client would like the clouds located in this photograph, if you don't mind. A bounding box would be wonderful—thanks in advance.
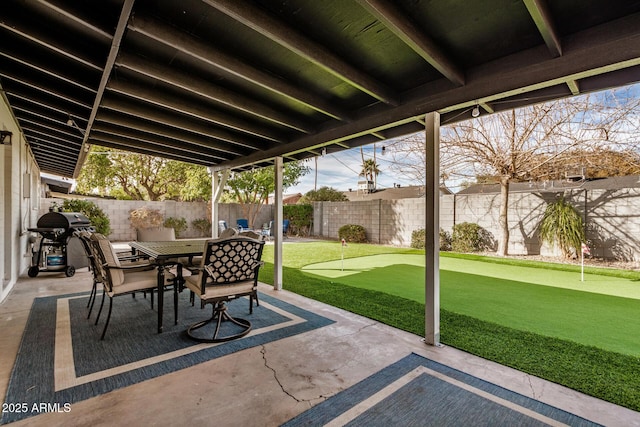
[289,145,419,194]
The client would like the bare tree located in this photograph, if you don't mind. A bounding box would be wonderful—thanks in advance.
[385,86,640,256]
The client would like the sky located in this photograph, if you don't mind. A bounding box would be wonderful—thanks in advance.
[287,83,640,196]
[288,143,421,195]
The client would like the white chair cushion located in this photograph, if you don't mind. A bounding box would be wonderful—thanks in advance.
[185,275,254,299]
[107,269,175,297]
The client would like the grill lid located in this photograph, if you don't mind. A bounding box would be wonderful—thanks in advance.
[36,212,92,229]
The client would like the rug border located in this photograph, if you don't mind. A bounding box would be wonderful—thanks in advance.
[281,352,602,427]
[1,291,334,425]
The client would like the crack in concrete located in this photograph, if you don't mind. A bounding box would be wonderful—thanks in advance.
[334,321,377,339]
[260,345,332,404]
[526,375,538,399]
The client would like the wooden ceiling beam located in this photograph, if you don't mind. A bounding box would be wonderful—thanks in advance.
[523,0,562,57]
[96,110,246,158]
[92,124,228,162]
[116,53,314,134]
[74,0,134,177]
[127,15,351,122]
[214,13,640,170]
[107,79,287,144]
[100,97,260,154]
[203,0,398,105]
[356,0,465,86]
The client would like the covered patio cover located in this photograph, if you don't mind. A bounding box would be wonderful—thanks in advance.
[2,0,640,344]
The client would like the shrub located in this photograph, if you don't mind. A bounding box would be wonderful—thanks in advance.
[411,228,452,251]
[440,228,452,251]
[61,199,111,235]
[192,218,212,236]
[129,207,163,230]
[284,204,313,236]
[164,217,187,237]
[338,224,367,243]
[411,229,425,249]
[452,222,486,253]
[539,197,585,258]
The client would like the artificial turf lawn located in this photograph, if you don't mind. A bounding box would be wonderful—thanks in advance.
[302,253,640,356]
[256,242,640,411]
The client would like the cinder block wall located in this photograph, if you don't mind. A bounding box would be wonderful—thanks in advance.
[40,199,272,242]
[42,186,640,261]
[314,189,640,261]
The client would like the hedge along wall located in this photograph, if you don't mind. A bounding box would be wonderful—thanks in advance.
[314,187,640,262]
[40,198,272,242]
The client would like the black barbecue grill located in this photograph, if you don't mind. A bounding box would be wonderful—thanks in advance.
[28,212,94,277]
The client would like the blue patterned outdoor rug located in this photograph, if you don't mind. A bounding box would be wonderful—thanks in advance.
[283,353,601,427]
[1,291,333,424]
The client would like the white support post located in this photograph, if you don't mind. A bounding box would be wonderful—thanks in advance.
[274,157,283,290]
[424,112,441,346]
[208,167,229,239]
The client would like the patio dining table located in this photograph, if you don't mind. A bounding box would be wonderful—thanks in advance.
[129,239,207,333]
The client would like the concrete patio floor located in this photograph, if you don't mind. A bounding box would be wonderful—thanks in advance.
[2,268,639,427]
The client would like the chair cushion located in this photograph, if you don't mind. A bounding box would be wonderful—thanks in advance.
[93,235,125,287]
[137,227,176,242]
[107,269,175,297]
[184,275,255,300]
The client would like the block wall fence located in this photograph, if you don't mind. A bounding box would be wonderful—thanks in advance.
[42,186,640,261]
[40,199,272,242]
[313,187,640,262]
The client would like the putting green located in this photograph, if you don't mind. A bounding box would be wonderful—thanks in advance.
[302,254,640,355]
[302,254,640,300]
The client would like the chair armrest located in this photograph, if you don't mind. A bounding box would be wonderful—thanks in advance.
[251,261,265,270]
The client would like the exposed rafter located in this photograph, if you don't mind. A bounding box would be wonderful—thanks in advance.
[74,0,135,176]
[523,0,562,57]
[106,80,286,144]
[115,53,313,134]
[34,0,114,41]
[127,15,351,122]
[1,0,638,179]
[95,110,238,159]
[567,80,581,95]
[214,13,640,170]
[356,0,465,86]
[0,20,103,71]
[99,98,256,154]
[203,0,399,105]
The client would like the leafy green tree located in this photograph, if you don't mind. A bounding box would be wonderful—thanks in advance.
[76,147,211,201]
[298,186,347,204]
[224,162,309,227]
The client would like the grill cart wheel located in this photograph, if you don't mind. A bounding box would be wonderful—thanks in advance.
[65,266,76,277]
[28,266,39,278]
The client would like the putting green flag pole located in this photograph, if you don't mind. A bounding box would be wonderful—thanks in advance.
[341,238,347,271]
[581,242,590,282]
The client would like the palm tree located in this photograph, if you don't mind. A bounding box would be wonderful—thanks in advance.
[360,158,381,184]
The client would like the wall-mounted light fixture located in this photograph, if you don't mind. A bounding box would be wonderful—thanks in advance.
[381,145,386,156]
[471,105,480,118]
[321,147,327,156]
[0,130,12,145]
